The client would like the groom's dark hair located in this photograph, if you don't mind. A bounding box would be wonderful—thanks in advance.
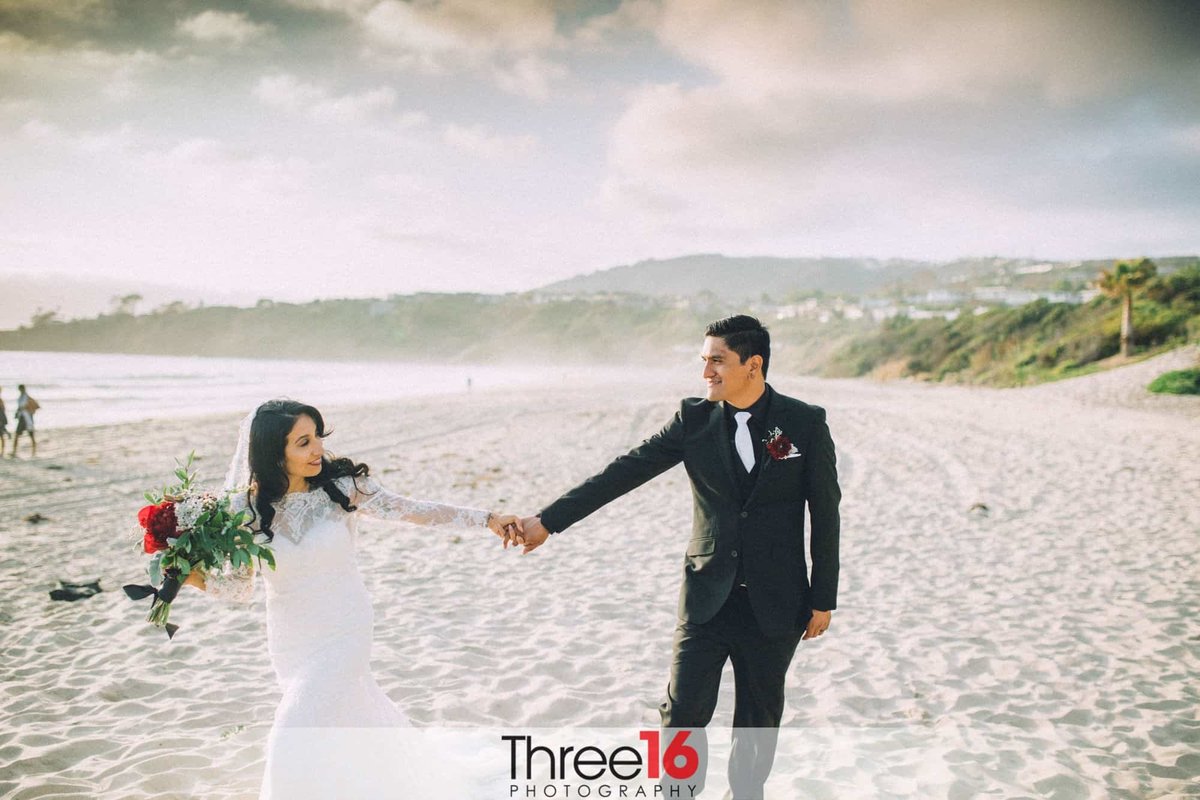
[705,315,770,378]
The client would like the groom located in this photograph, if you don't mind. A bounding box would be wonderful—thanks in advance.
[519,315,840,799]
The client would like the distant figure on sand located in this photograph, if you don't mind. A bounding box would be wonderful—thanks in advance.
[0,387,9,455]
[12,384,38,458]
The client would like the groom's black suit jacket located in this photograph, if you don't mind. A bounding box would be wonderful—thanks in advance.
[540,384,840,638]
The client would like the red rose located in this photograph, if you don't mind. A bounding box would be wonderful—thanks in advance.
[138,501,178,552]
[766,436,793,460]
[137,504,156,529]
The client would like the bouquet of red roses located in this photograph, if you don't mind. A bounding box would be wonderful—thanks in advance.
[124,453,274,639]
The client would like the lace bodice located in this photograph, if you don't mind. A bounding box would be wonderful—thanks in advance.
[205,475,490,603]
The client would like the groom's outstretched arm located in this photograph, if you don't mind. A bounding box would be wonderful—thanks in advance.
[522,405,687,552]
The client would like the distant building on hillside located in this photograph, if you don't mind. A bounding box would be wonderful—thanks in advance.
[972,286,1094,305]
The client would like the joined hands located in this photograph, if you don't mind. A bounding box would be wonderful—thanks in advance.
[487,513,551,554]
[487,513,524,546]
[515,516,549,554]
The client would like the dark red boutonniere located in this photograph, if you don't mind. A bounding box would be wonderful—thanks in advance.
[764,427,801,461]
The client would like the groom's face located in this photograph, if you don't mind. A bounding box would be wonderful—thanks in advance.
[701,335,757,403]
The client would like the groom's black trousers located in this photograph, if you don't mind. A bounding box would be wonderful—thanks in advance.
[659,586,806,799]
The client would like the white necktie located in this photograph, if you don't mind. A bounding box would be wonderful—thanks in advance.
[733,411,755,473]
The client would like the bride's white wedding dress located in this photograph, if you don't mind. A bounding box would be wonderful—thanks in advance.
[208,474,489,799]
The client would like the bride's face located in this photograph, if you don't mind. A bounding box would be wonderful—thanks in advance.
[283,414,325,483]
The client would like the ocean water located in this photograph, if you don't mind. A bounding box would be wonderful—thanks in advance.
[0,350,664,430]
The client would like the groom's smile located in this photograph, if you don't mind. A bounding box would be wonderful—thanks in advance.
[700,335,764,408]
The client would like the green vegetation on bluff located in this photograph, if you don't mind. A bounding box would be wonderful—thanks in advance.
[3,264,1196,389]
[2,294,704,363]
[824,264,1200,385]
[0,293,850,375]
[1148,369,1200,395]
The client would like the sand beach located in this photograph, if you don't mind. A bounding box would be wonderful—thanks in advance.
[0,347,1197,799]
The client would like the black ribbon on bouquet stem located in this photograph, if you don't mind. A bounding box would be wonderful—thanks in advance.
[122,573,182,639]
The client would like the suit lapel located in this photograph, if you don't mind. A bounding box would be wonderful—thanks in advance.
[707,402,739,493]
[744,385,780,507]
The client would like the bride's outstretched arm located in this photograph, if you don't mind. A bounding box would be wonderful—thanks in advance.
[348,475,521,540]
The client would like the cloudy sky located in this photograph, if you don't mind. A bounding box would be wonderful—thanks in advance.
[1,0,1197,303]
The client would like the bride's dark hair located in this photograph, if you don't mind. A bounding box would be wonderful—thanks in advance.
[246,399,370,542]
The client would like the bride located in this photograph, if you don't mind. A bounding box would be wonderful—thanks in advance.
[185,399,522,798]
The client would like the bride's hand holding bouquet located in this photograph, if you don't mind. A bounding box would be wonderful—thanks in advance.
[124,453,275,639]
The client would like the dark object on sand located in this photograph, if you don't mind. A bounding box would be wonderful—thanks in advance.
[24,513,48,524]
[968,502,990,517]
[50,580,103,602]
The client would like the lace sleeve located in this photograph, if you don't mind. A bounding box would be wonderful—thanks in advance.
[204,563,254,604]
[340,475,490,529]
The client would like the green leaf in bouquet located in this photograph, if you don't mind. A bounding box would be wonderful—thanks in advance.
[177,561,191,577]
[148,556,162,585]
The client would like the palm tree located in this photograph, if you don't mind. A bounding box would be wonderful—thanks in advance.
[1097,258,1157,358]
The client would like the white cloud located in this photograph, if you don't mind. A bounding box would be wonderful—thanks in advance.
[443,123,537,159]
[648,0,1160,105]
[0,31,160,100]
[491,54,566,102]
[138,138,313,204]
[361,0,560,57]
[0,0,109,24]
[361,0,467,73]
[278,0,378,12]
[177,10,272,45]
[600,0,1200,239]
[254,74,327,111]
[254,74,424,128]
[359,0,568,97]
[19,118,138,154]
[311,86,398,123]
[572,0,661,48]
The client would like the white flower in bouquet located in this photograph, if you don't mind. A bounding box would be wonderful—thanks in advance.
[175,491,220,531]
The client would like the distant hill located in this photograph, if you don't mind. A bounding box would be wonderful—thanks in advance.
[3,265,1195,388]
[538,254,1200,299]
[0,294,711,363]
[537,254,924,298]
[0,291,862,376]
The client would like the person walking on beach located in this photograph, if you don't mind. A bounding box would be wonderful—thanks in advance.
[11,384,38,458]
[0,387,9,456]
[518,315,841,800]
